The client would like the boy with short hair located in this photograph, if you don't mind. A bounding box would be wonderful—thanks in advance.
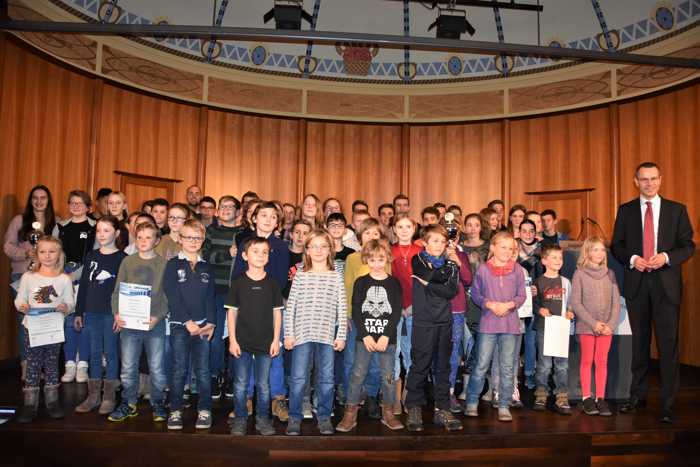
[227,237,283,436]
[540,209,569,245]
[163,219,217,430]
[533,244,574,415]
[231,201,289,419]
[109,222,169,422]
[199,196,218,227]
[405,225,462,432]
[326,213,356,276]
[202,195,242,399]
[150,198,170,236]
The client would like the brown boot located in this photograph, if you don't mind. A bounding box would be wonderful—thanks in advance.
[75,379,102,413]
[99,379,119,415]
[393,380,403,415]
[381,404,404,430]
[336,404,359,432]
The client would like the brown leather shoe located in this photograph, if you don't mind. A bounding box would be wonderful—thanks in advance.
[336,404,359,432]
[381,405,405,430]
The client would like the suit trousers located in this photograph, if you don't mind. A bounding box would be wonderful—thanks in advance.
[627,271,680,408]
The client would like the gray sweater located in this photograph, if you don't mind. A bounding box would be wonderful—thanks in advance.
[111,254,168,321]
[570,264,621,335]
[284,270,347,347]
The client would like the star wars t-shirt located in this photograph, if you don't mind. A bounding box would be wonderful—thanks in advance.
[351,274,402,344]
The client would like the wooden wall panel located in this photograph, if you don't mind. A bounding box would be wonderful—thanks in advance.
[204,111,300,203]
[0,40,94,359]
[618,84,700,365]
[94,84,200,207]
[509,107,615,239]
[409,122,503,219]
[1,39,699,366]
[304,122,402,215]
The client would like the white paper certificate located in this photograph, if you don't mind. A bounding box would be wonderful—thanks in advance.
[119,283,151,331]
[518,276,533,318]
[26,309,65,348]
[543,315,570,358]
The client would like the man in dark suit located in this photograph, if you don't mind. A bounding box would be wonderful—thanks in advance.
[611,162,695,423]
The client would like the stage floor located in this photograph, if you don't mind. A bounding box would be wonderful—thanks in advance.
[1,364,699,467]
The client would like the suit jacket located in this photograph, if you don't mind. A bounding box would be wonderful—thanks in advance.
[611,197,695,305]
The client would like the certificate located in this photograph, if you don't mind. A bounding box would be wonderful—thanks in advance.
[119,283,152,331]
[518,276,533,318]
[543,315,570,358]
[26,308,65,348]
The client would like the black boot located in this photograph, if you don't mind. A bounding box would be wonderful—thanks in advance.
[406,406,424,432]
[44,384,64,419]
[17,387,40,423]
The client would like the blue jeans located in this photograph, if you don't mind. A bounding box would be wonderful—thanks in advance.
[209,294,227,378]
[394,314,413,379]
[449,313,465,388]
[535,330,569,394]
[64,314,90,363]
[344,323,380,397]
[85,313,119,379]
[170,324,212,411]
[467,333,517,409]
[347,342,396,406]
[120,320,166,405]
[289,342,334,421]
[524,317,536,378]
[270,311,286,398]
[232,351,271,418]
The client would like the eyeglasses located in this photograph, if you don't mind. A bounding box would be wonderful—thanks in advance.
[180,235,204,243]
[168,216,187,222]
[69,201,86,207]
[326,223,345,229]
[307,244,330,251]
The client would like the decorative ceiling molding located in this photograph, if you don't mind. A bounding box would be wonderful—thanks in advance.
[5,0,700,122]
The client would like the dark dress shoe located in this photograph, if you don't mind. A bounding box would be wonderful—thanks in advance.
[660,408,674,424]
[618,397,646,414]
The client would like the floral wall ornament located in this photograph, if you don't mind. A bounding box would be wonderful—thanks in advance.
[335,42,379,76]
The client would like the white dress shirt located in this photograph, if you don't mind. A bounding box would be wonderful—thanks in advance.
[629,194,669,268]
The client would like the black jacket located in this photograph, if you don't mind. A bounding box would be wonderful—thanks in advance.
[611,197,694,305]
[411,254,459,326]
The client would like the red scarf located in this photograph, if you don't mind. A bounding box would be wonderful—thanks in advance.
[486,259,515,276]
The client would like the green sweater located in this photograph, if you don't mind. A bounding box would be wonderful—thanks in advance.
[111,254,168,321]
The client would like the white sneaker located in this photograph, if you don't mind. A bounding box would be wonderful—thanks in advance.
[76,361,89,383]
[302,400,313,419]
[61,361,77,383]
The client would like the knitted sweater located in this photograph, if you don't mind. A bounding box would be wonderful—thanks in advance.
[284,270,347,346]
[570,264,621,335]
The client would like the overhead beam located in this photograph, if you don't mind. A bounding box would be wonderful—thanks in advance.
[385,0,543,12]
[1,19,699,69]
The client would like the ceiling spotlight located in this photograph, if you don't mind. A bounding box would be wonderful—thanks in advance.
[428,8,476,39]
[263,0,313,30]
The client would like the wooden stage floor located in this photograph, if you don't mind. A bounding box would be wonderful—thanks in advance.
[1,364,699,467]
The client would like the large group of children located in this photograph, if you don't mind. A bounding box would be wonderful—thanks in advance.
[5,184,622,435]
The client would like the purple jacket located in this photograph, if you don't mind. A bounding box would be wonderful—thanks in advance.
[450,251,473,313]
[471,262,527,334]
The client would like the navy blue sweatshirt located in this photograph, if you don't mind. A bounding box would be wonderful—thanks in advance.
[232,233,290,289]
[163,253,217,325]
[411,253,459,327]
[75,249,127,317]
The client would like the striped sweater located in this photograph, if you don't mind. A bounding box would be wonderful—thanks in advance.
[284,270,347,346]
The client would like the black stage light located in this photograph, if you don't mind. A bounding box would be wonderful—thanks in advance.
[428,8,476,39]
[263,0,313,30]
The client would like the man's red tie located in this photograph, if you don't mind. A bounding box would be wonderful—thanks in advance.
[643,201,654,271]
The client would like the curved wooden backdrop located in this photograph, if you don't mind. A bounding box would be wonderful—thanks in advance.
[1,35,699,365]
